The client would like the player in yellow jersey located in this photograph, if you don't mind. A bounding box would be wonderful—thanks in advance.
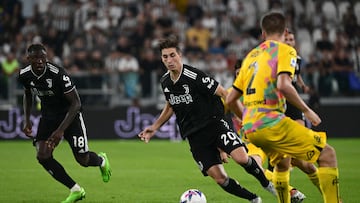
[226,12,341,203]
[226,59,309,203]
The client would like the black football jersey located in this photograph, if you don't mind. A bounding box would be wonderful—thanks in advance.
[160,64,225,138]
[292,55,302,85]
[18,62,76,118]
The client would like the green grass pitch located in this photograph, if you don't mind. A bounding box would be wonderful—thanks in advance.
[0,138,358,203]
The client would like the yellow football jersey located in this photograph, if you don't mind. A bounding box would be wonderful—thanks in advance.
[233,40,297,134]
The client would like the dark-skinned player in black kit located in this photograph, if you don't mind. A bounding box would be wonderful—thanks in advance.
[18,44,111,203]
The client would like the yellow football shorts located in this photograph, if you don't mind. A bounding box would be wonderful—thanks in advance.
[246,117,327,166]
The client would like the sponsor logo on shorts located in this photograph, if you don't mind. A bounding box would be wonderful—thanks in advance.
[314,134,321,143]
[306,150,315,160]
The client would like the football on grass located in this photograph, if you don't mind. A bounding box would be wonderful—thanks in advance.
[180,189,207,203]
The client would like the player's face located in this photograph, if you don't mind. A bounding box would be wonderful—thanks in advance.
[285,33,296,47]
[161,48,182,71]
[27,50,47,75]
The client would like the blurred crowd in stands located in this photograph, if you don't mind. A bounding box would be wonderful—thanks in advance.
[1,0,360,107]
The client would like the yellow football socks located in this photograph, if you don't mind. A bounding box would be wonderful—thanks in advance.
[265,169,295,193]
[318,167,340,203]
[273,170,290,203]
[307,168,321,192]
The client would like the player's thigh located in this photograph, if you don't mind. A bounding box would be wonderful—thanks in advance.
[215,124,246,155]
[187,134,222,176]
[63,113,89,154]
[284,119,326,162]
[189,144,222,176]
[35,117,60,141]
[247,118,326,165]
[247,129,288,167]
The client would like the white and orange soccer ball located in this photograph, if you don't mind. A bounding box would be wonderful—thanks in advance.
[179,189,207,203]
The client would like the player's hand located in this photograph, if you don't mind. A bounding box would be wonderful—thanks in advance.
[22,123,34,138]
[304,109,321,126]
[46,130,64,149]
[302,85,310,94]
[220,150,230,163]
[138,127,155,143]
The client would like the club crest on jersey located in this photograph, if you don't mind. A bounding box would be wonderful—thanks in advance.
[46,79,53,88]
[183,84,189,94]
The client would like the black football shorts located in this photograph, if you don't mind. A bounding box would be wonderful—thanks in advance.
[35,113,89,154]
[187,118,246,176]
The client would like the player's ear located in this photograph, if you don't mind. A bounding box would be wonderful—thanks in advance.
[261,31,266,40]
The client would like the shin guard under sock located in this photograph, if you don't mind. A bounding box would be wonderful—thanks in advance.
[243,156,269,187]
[39,157,76,189]
[220,177,258,200]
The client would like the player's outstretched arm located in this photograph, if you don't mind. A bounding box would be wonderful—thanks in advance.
[138,102,173,143]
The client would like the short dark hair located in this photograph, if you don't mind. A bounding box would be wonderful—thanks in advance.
[158,34,181,53]
[27,44,46,55]
[261,12,286,36]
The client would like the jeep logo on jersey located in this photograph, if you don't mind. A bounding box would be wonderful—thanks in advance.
[168,84,193,105]
[32,88,55,96]
[202,77,215,89]
[168,93,193,105]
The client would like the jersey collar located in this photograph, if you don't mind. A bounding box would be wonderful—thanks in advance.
[31,63,47,79]
[170,63,183,83]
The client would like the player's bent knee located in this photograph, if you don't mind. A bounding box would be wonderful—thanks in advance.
[36,153,52,163]
[318,144,337,167]
[207,166,228,185]
[215,175,229,185]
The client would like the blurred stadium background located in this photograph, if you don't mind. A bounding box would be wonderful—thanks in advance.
[1,1,359,202]
[1,0,360,139]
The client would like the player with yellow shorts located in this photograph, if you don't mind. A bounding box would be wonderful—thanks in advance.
[226,12,340,203]
[248,117,326,167]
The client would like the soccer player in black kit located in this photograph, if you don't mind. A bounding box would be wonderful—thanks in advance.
[138,35,276,203]
[18,44,111,203]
